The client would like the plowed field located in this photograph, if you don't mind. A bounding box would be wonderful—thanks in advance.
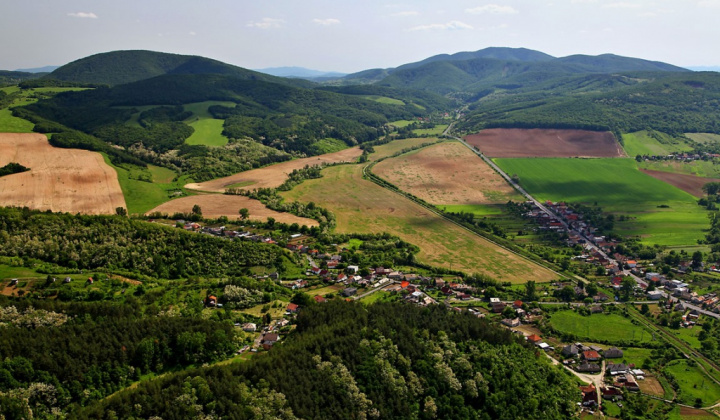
[641,169,720,198]
[465,128,624,158]
[0,133,125,214]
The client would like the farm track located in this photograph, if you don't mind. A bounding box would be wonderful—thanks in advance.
[362,141,567,280]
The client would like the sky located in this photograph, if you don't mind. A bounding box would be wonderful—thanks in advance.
[2,0,720,73]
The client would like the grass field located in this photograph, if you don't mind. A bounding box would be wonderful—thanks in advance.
[639,160,720,179]
[617,347,655,368]
[370,138,443,161]
[548,310,654,344]
[104,155,192,215]
[389,120,415,128]
[281,164,557,283]
[671,327,703,350]
[622,131,694,156]
[310,138,348,154]
[361,95,405,105]
[413,124,448,136]
[664,360,720,406]
[0,108,34,132]
[0,87,88,132]
[182,101,235,147]
[494,157,709,247]
[686,133,720,144]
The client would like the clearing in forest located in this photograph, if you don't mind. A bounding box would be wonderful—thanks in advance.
[373,141,522,205]
[465,128,625,158]
[282,164,557,283]
[147,194,318,226]
[0,133,126,214]
[186,147,363,193]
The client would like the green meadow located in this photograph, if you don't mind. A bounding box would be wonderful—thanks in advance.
[184,101,235,147]
[686,133,720,144]
[664,360,720,406]
[622,131,693,156]
[548,310,654,344]
[494,157,709,246]
[361,95,405,105]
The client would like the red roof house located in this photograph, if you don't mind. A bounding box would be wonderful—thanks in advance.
[287,303,299,313]
[528,334,542,344]
[582,350,601,361]
[313,295,327,303]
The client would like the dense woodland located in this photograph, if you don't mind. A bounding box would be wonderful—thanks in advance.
[78,302,579,419]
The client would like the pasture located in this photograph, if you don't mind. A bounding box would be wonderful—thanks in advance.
[493,158,708,246]
[373,142,522,205]
[147,194,318,226]
[186,147,363,193]
[281,164,557,283]
[664,360,720,406]
[183,101,235,147]
[0,133,125,215]
[639,159,720,179]
[361,95,405,105]
[685,133,720,144]
[622,131,693,156]
[548,310,654,344]
[465,128,625,158]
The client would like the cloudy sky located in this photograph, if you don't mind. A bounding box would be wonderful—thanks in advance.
[2,0,719,72]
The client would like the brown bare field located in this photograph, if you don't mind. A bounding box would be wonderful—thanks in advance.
[638,376,665,397]
[0,133,125,214]
[282,164,557,283]
[147,194,318,226]
[464,128,625,158]
[640,169,720,198]
[374,141,522,205]
[185,147,363,193]
[679,406,715,418]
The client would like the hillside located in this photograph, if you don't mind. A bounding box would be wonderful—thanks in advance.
[0,70,45,86]
[44,50,314,88]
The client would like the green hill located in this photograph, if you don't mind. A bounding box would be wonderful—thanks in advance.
[44,50,314,88]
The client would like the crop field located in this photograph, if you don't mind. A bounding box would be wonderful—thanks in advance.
[640,169,720,197]
[686,133,720,144]
[373,142,522,205]
[548,310,654,343]
[640,159,720,179]
[412,124,448,136]
[147,194,318,226]
[664,360,720,406]
[281,164,557,283]
[370,138,441,161]
[638,376,666,398]
[186,147,363,192]
[622,131,694,156]
[0,133,126,214]
[494,158,708,246]
[465,128,625,158]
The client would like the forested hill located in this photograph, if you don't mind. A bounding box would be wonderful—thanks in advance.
[42,50,315,88]
[79,301,580,419]
[0,70,45,86]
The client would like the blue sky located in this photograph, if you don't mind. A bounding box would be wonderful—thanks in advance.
[2,1,719,72]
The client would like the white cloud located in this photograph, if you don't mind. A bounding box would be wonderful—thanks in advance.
[409,20,473,31]
[698,0,720,7]
[465,4,518,14]
[391,11,419,17]
[247,18,285,29]
[67,12,98,19]
[602,2,641,9]
[189,31,197,36]
[313,18,341,26]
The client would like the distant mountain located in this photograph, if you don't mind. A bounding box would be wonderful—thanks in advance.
[0,70,45,85]
[688,66,720,72]
[554,54,686,73]
[255,66,346,79]
[14,65,59,73]
[45,50,315,87]
[395,47,555,71]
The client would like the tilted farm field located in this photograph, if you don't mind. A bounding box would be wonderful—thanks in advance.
[282,163,557,283]
[0,133,126,214]
[493,157,709,247]
[186,147,363,192]
[641,169,720,198]
[373,141,522,205]
[147,193,318,226]
[465,128,626,158]
[622,131,694,156]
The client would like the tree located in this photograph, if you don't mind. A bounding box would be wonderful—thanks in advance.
[621,277,636,301]
[524,281,537,301]
[115,207,127,217]
[266,217,275,227]
[640,303,649,314]
[585,282,598,298]
[192,204,202,216]
[558,285,575,302]
[502,305,515,319]
[239,208,249,220]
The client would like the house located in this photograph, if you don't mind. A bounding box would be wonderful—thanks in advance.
[601,387,624,401]
[604,347,624,359]
[582,350,601,362]
[501,318,521,328]
[347,265,359,274]
[593,292,609,302]
[313,295,327,303]
[327,261,339,269]
[590,305,604,314]
[576,362,601,373]
[400,280,410,289]
[63,277,72,283]
[287,303,299,313]
[342,287,357,297]
[647,290,664,300]
[9,279,18,286]
[262,333,280,348]
[561,344,579,358]
[491,302,507,313]
[527,334,542,344]
[205,295,218,307]
[606,363,630,375]
[242,323,257,332]
[435,278,446,288]
[580,384,598,406]
[627,260,637,268]
[87,277,94,284]
[513,300,523,309]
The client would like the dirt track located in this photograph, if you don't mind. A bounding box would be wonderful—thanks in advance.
[147,194,319,226]
[641,169,720,198]
[465,128,625,158]
[373,142,520,205]
[0,133,126,214]
[186,147,363,193]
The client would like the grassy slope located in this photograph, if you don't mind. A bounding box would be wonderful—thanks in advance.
[183,101,235,147]
[639,160,720,179]
[281,163,557,283]
[622,131,693,156]
[494,157,708,247]
[664,360,720,406]
[548,310,654,343]
[686,133,720,144]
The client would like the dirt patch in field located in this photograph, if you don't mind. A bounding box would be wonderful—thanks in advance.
[464,128,625,158]
[374,142,520,205]
[640,169,720,198]
[147,194,319,226]
[638,376,665,397]
[185,147,363,193]
[679,406,714,418]
[0,133,126,214]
